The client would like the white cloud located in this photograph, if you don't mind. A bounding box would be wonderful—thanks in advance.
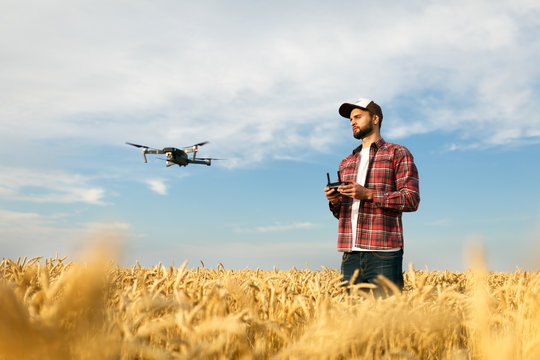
[445,143,481,152]
[0,0,539,165]
[0,209,53,227]
[0,210,71,252]
[145,179,167,195]
[0,209,131,260]
[0,167,106,205]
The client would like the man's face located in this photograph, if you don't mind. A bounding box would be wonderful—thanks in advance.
[349,108,374,139]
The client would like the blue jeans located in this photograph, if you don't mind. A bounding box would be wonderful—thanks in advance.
[340,249,404,296]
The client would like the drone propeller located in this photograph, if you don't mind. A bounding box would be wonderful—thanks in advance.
[197,157,226,161]
[126,142,152,149]
[182,141,209,149]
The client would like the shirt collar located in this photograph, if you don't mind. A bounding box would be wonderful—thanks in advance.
[352,137,386,155]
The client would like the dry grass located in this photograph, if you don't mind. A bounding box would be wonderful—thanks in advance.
[1,254,539,360]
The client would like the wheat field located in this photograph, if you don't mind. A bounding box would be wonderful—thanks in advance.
[1,251,539,360]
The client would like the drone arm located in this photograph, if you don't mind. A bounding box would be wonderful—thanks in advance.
[189,159,211,166]
[141,148,147,163]
[182,146,199,161]
[139,148,164,163]
[184,146,198,162]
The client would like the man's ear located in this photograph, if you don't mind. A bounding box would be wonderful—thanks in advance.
[373,114,380,126]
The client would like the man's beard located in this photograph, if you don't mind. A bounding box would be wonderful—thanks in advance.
[353,123,374,139]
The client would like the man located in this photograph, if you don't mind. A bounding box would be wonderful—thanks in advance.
[324,98,420,295]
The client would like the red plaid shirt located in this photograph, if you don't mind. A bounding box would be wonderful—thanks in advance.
[329,138,420,251]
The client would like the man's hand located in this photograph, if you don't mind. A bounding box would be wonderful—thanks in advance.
[337,182,373,201]
[324,187,341,206]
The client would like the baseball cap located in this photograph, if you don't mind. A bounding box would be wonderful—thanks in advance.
[339,98,383,121]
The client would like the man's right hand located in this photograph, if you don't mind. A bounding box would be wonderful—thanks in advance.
[324,187,341,205]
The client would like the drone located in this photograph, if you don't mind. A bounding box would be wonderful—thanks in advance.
[126,141,222,167]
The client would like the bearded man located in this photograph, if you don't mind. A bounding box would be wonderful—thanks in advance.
[324,98,420,296]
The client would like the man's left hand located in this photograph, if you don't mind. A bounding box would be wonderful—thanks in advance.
[337,182,374,201]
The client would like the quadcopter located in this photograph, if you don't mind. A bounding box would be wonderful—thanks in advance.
[126,141,222,167]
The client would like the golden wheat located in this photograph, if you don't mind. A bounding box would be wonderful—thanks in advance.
[1,255,539,360]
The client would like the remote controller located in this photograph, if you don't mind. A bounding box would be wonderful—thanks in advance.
[326,171,347,190]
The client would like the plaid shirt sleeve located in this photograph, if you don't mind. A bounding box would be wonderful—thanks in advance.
[371,144,420,212]
[328,139,420,251]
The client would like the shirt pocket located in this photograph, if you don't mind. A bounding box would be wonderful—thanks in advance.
[368,158,395,189]
[373,154,393,169]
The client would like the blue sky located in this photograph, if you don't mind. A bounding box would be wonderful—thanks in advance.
[1,0,539,271]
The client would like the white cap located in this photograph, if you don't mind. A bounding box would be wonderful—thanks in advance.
[338,98,383,121]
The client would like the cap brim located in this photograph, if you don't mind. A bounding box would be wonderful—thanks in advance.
[339,103,366,118]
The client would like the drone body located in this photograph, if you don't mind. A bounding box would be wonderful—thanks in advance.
[162,147,191,166]
[126,141,221,167]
